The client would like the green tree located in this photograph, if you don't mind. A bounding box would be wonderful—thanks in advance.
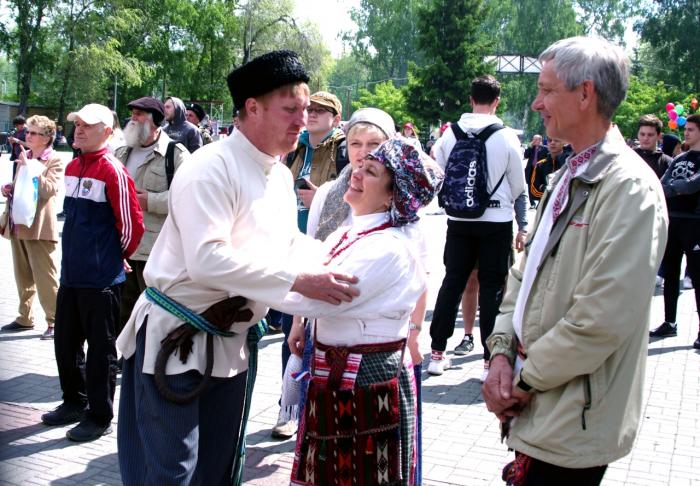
[481,0,582,134]
[5,0,54,114]
[636,0,700,92]
[347,0,426,81]
[327,52,371,118]
[406,0,494,124]
[614,76,699,139]
[352,81,410,124]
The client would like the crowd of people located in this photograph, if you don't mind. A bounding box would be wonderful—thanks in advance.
[0,35,697,486]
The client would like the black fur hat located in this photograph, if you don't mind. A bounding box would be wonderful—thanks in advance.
[227,50,309,111]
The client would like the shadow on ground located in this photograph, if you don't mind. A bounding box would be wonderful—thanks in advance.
[50,452,120,486]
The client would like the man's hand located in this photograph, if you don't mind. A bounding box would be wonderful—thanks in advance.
[482,355,519,420]
[123,259,132,273]
[136,188,148,211]
[515,230,527,252]
[291,271,359,305]
[287,316,306,358]
[298,180,318,209]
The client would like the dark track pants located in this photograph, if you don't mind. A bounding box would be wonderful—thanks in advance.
[118,321,247,486]
[662,217,700,324]
[430,220,512,360]
[54,285,120,426]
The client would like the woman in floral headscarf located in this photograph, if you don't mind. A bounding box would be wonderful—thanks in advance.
[275,139,442,486]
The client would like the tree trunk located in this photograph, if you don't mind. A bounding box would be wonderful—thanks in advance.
[15,1,48,115]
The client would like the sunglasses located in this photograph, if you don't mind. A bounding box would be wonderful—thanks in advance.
[26,130,49,137]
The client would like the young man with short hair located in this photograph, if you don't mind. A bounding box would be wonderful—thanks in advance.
[651,113,700,348]
[635,114,672,179]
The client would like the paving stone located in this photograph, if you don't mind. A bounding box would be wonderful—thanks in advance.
[0,199,698,485]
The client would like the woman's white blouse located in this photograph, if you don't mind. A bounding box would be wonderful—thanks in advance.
[274,212,427,346]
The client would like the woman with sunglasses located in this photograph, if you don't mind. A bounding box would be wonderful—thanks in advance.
[0,115,63,339]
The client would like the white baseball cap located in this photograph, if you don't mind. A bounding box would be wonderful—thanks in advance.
[67,103,113,127]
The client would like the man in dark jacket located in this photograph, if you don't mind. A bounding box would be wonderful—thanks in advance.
[523,134,549,208]
[163,96,203,153]
[635,114,672,179]
[650,113,700,348]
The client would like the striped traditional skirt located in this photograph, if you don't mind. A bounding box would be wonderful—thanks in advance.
[291,340,417,486]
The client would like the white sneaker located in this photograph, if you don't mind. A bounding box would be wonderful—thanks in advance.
[683,276,693,289]
[427,354,451,376]
[271,418,297,439]
[655,276,664,287]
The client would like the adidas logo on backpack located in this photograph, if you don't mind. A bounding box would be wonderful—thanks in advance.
[438,123,505,218]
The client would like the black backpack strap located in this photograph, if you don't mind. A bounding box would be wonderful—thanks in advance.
[477,123,504,142]
[165,141,178,188]
[451,122,467,140]
[478,124,506,198]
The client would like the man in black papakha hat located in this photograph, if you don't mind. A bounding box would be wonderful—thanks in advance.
[116,50,359,485]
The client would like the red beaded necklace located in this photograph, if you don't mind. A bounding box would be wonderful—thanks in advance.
[325,221,393,264]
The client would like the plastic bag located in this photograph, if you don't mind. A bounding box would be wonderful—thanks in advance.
[11,159,45,227]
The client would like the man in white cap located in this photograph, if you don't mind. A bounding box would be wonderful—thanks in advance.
[40,104,144,443]
[116,50,358,485]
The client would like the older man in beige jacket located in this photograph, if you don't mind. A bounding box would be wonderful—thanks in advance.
[115,97,188,333]
[483,37,668,485]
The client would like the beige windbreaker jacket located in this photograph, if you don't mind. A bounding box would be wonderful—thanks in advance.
[115,132,188,261]
[488,128,668,468]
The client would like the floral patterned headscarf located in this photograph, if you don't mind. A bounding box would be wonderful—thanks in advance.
[366,138,443,227]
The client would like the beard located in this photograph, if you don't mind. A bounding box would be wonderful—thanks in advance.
[124,120,154,147]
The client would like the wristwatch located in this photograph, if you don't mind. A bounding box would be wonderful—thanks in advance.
[409,321,422,332]
[515,370,534,393]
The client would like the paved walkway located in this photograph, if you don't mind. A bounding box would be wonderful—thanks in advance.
[0,196,698,485]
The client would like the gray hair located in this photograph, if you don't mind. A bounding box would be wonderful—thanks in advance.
[539,36,630,120]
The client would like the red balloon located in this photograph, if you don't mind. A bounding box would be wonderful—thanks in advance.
[666,102,676,112]
[692,98,699,110]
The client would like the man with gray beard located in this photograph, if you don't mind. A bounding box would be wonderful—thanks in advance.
[115,97,189,333]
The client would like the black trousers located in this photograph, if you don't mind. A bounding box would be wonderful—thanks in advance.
[430,220,512,360]
[118,259,147,334]
[54,284,120,426]
[523,457,607,486]
[662,217,700,324]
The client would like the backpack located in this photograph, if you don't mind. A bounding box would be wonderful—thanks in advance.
[438,122,505,218]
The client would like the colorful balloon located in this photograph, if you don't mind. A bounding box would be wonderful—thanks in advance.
[692,98,699,110]
[678,116,687,127]
[676,104,685,115]
[668,109,678,120]
[669,120,678,130]
[666,102,675,112]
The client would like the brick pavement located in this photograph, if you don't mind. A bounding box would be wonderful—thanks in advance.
[0,193,698,485]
